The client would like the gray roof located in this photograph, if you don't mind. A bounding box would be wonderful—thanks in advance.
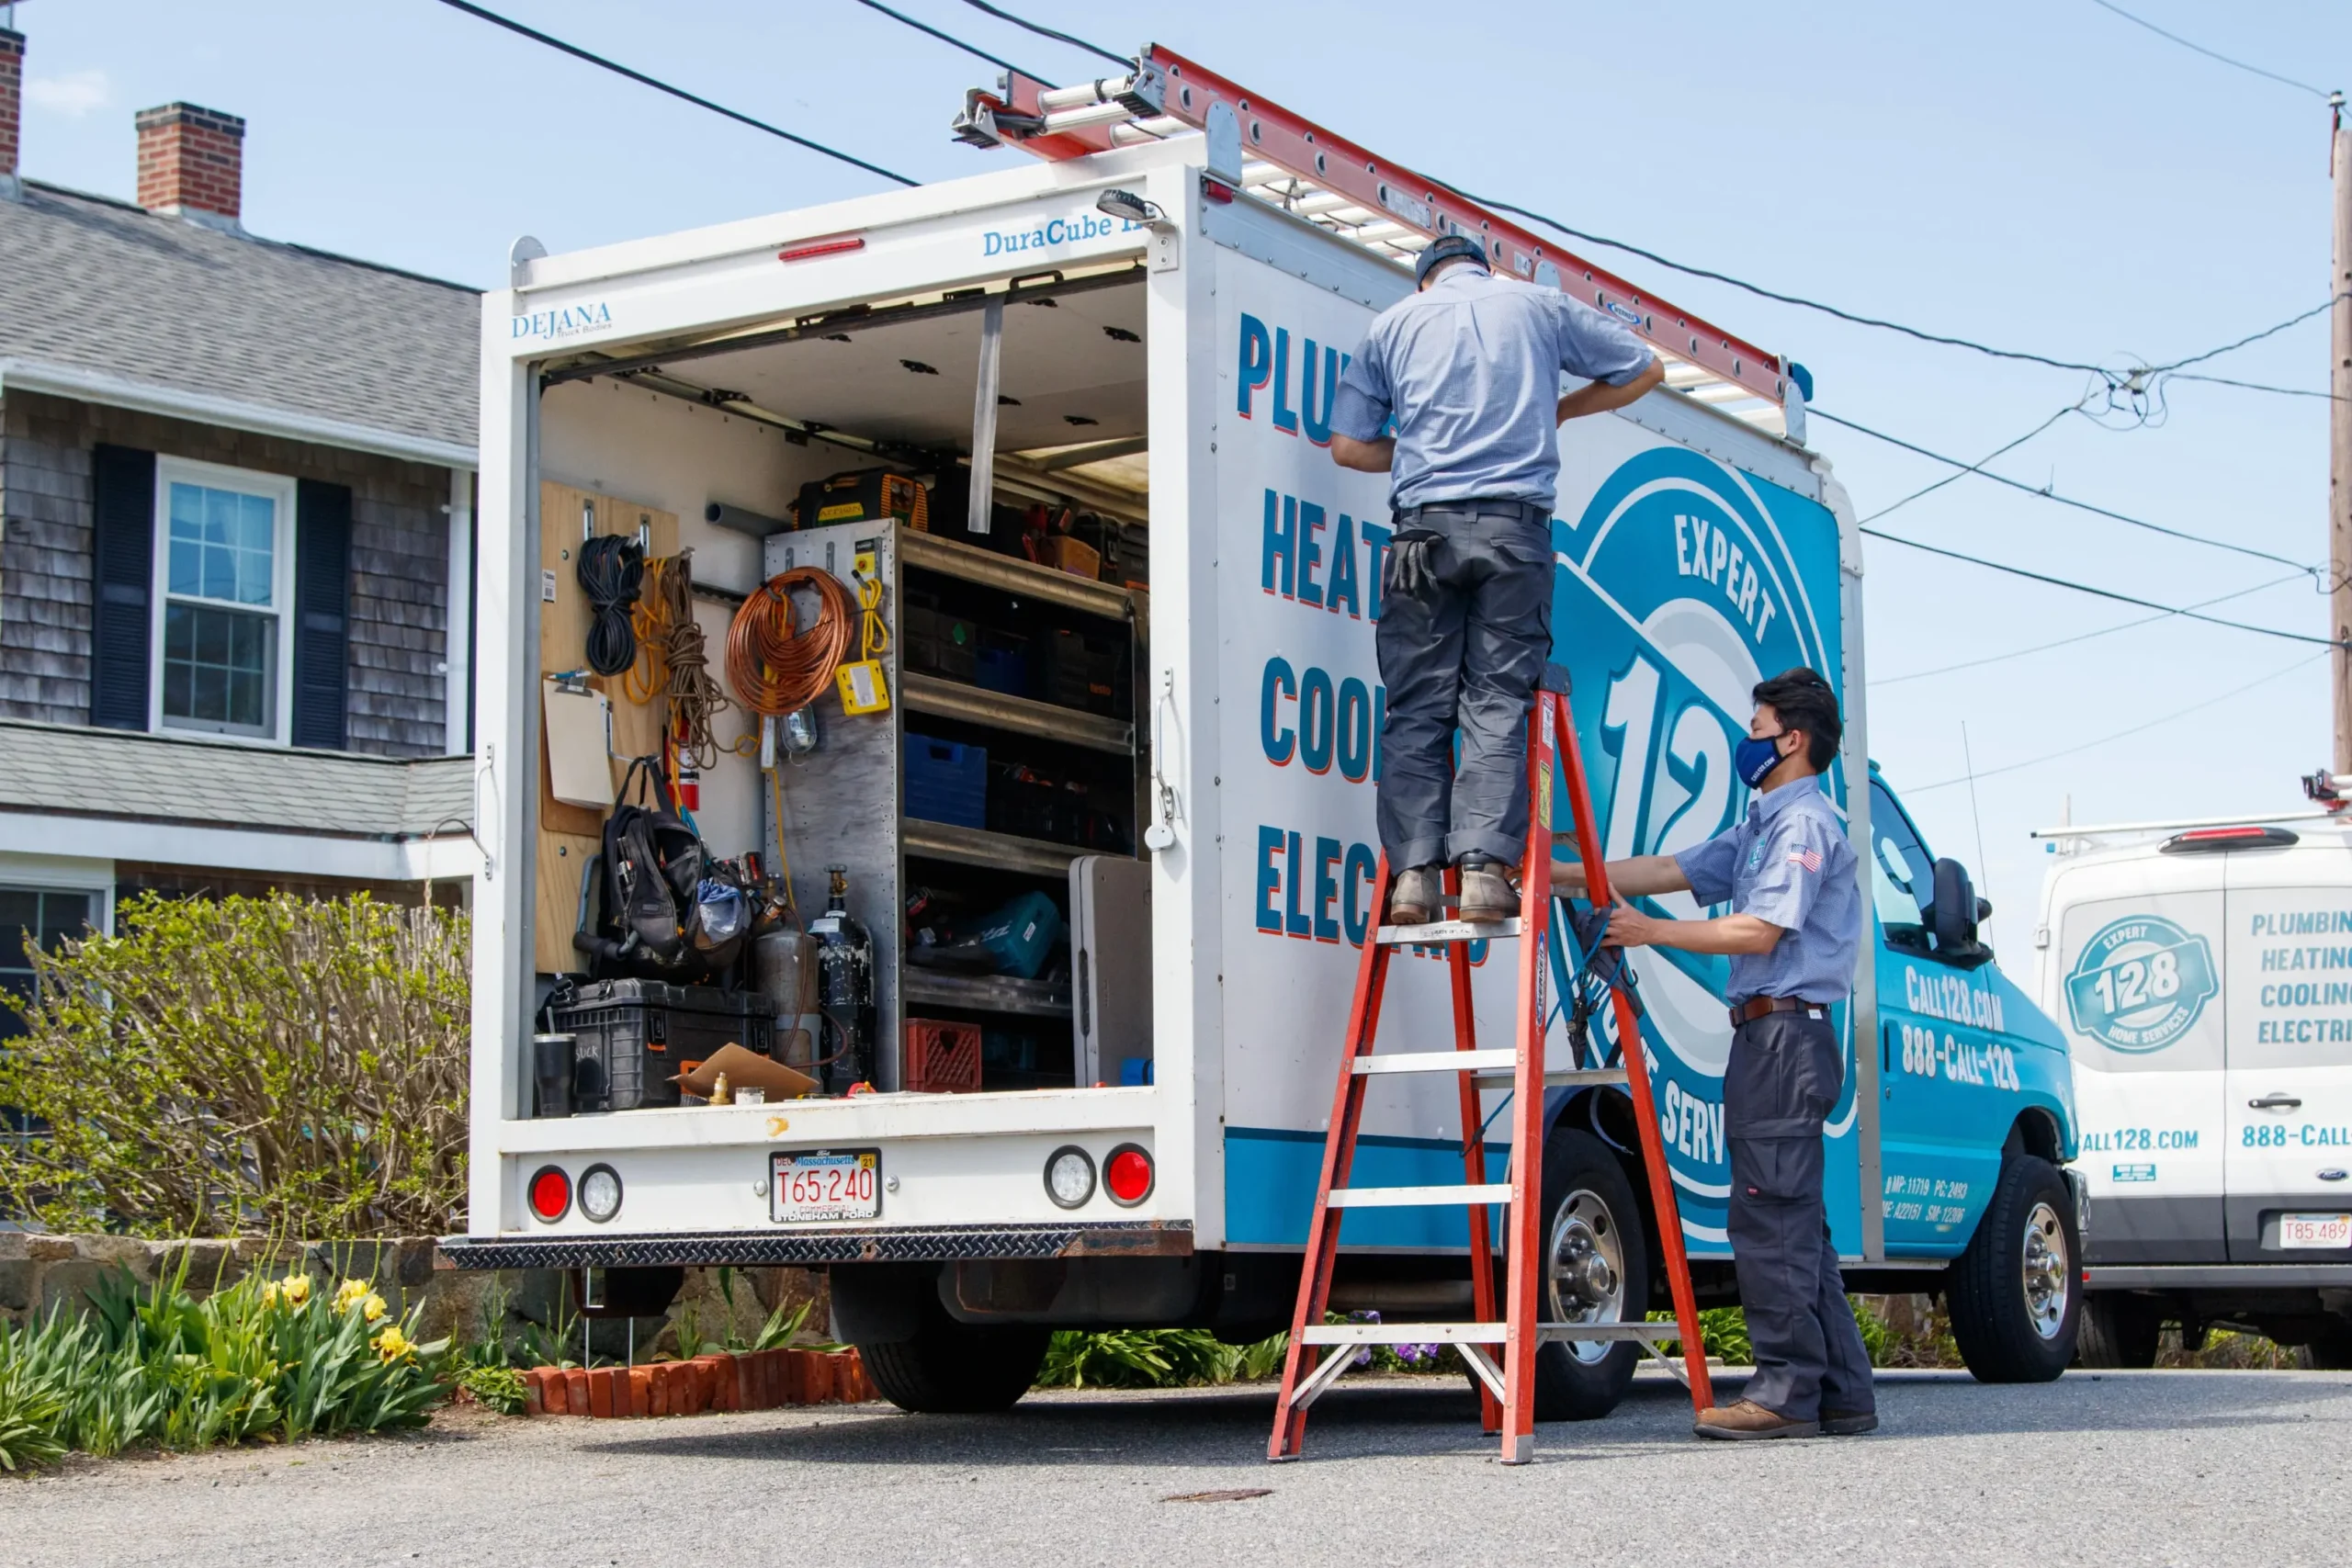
[0,181,479,451]
[0,719,472,839]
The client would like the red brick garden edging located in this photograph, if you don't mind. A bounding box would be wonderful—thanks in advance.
[522,1348,875,1417]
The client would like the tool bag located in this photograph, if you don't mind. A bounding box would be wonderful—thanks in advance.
[573,756,746,979]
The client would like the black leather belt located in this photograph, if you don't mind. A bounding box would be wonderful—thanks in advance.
[1728,996,1830,1028]
[1396,498,1551,526]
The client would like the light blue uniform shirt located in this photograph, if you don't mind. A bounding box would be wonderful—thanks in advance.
[1328,266,1656,512]
[1673,776,1860,1007]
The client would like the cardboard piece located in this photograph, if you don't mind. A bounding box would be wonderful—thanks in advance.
[673,1042,818,1100]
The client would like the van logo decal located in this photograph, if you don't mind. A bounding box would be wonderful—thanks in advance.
[2064,915,2218,1053]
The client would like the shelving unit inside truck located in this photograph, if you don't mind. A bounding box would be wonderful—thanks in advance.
[447,52,2085,1416]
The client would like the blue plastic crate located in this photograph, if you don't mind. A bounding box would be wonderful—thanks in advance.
[975,646,1026,696]
[905,734,988,829]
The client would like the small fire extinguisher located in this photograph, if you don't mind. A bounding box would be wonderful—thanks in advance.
[675,759,700,812]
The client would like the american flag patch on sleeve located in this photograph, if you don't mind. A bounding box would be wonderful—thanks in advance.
[1788,847,1824,874]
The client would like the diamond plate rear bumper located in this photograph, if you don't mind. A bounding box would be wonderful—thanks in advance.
[439,1220,1194,1269]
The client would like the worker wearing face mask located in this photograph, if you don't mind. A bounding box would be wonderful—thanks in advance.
[1553,666,1873,1441]
[1329,234,1664,925]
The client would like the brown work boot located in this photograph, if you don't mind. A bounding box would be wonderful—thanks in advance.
[1693,1399,1819,1441]
[1387,865,1442,926]
[1820,1409,1879,1436]
[1456,859,1519,923]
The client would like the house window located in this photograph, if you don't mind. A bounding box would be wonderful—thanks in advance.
[152,458,297,740]
[1,887,100,1136]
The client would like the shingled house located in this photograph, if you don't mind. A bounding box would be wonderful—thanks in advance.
[0,25,481,993]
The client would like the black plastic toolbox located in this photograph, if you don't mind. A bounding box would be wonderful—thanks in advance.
[551,979,775,1112]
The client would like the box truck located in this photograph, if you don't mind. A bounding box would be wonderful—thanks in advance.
[445,50,2086,1415]
[2037,790,2352,1366]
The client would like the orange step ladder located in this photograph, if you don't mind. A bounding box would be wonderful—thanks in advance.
[1268,671,1716,1464]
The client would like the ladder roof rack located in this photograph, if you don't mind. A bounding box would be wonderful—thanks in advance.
[953,45,1802,440]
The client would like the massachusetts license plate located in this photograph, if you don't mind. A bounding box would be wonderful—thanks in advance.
[770,1149,881,1224]
[2279,1213,2352,1249]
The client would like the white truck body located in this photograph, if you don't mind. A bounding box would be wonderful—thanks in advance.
[454,124,2075,1382]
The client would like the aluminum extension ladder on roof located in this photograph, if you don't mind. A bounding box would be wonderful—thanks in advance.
[1264,669,1716,1465]
[952,44,1803,440]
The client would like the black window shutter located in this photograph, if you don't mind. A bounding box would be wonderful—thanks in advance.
[89,444,157,731]
[291,479,353,750]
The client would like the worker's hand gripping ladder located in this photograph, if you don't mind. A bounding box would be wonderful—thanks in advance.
[1267,668,1716,1464]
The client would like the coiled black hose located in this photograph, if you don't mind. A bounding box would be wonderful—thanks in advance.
[576,534,646,676]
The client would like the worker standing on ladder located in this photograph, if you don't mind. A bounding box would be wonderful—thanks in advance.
[1556,668,1875,1441]
[1328,235,1664,924]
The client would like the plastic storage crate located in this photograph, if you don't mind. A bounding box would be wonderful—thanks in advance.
[902,1018,982,1093]
[552,979,776,1112]
[905,734,988,829]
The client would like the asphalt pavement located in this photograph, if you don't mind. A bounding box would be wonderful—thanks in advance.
[11,1367,2352,1568]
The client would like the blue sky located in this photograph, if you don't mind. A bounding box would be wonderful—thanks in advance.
[12,0,2349,959]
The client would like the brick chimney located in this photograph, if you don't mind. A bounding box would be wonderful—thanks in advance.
[0,28,24,201]
[135,100,243,229]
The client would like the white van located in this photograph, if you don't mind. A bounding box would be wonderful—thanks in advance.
[2035,805,2352,1365]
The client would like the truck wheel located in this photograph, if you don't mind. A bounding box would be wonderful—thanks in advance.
[1463,1125,1650,1421]
[2075,1294,2161,1370]
[1948,1155,2080,1382]
[2297,1325,2352,1371]
[854,1293,1051,1414]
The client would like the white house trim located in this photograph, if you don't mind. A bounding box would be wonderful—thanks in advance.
[0,357,477,470]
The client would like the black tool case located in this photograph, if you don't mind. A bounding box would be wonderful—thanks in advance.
[552,979,775,1111]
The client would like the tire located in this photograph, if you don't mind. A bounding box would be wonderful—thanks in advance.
[1463,1125,1650,1421]
[1948,1154,2081,1382]
[854,1292,1051,1414]
[2298,1325,2352,1371]
[2075,1294,2161,1370]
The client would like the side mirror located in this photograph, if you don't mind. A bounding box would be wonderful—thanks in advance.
[1931,858,1982,959]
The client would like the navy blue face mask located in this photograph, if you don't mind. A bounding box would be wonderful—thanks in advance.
[1734,730,1789,790]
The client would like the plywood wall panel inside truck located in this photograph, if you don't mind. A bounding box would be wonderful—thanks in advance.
[536,482,675,795]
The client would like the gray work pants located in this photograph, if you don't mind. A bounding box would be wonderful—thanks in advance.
[1724,1010,1876,1421]
[1374,501,1553,870]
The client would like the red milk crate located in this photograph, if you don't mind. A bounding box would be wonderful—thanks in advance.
[903,1017,982,1093]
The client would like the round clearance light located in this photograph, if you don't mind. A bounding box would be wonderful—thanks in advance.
[1103,1144,1155,1207]
[527,1165,571,1224]
[578,1164,624,1224]
[1044,1145,1097,1210]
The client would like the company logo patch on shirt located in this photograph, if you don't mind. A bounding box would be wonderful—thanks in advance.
[1787,847,1823,874]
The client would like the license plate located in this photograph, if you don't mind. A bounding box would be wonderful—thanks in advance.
[2279,1213,2352,1249]
[770,1149,881,1224]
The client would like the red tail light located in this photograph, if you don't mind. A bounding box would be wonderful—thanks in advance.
[528,1165,572,1223]
[1104,1144,1155,1206]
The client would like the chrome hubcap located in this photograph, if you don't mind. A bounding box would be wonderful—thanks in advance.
[1547,1189,1626,1364]
[2021,1200,2069,1340]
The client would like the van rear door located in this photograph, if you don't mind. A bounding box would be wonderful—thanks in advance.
[2052,860,2227,1261]
[2222,840,2352,1263]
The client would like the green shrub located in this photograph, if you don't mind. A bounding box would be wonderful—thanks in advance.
[0,1263,448,1472]
[0,891,469,1237]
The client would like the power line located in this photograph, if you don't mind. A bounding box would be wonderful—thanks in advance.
[1816,406,2317,574]
[852,0,1040,81]
[1859,404,2081,525]
[2084,0,2331,100]
[2167,370,2342,401]
[953,0,1129,70]
[430,0,918,186]
[1902,650,2326,795]
[1857,525,2339,648]
[1871,570,2309,685]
